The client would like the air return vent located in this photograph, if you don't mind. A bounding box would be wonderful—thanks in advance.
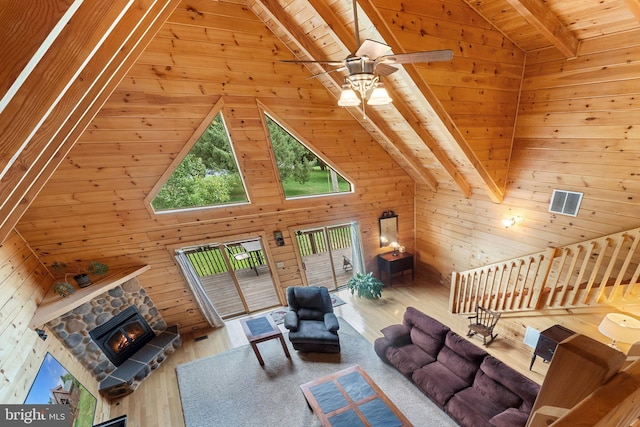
[549,190,583,217]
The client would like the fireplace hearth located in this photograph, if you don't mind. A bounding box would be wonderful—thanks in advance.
[89,305,154,366]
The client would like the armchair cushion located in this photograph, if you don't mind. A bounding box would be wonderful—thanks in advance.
[324,313,339,332]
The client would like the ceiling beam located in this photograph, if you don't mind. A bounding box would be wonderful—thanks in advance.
[0,0,183,243]
[625,0,640,21]
[505,0,579,58]
[358,0,504,203]
[250,0,439,190]
[307,0,471,198]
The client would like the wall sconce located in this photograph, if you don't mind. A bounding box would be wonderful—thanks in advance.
[502,217,519,228]
[598,313,640,350]
[36,328,48,341]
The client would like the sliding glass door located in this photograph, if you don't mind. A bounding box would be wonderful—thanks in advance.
[295,223,359,290]
[181,238,279,318]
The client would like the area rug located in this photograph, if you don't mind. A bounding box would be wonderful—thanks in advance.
[176,318,456,427]
[269,292,346,325]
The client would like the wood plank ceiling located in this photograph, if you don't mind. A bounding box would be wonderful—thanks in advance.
[0,0,639,243]
[247,0,640,204]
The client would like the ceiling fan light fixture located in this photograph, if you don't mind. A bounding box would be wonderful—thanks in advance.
[338,86,360,106]
[366,83,392,105]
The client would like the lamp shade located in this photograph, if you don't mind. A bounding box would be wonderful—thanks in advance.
[367,85,392,105]
[598,313,640,344]
[338,88,360,106]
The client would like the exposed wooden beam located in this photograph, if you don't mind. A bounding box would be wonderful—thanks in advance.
[625,0,640,21]
[358,0,504,203]
[505,0,579,58]
[250,0,439,190]
[307,0,470,197]
[0,0,183,243]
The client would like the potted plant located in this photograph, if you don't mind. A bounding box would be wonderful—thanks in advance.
[347,272,384,300]
[51,261,110,289]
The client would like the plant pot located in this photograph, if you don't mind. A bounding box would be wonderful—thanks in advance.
[74,273,93,288]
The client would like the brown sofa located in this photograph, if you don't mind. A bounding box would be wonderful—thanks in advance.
[374,307,540,427]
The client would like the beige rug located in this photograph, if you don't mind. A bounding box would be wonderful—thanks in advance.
[176,318,456,427]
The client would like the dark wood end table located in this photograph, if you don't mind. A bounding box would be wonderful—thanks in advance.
[377,252,414,287]
[529,324,575,370]
[300,365,412,426]
[239,314,291,366]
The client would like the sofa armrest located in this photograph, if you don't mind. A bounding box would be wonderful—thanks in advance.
[284,310,299,331]
[381,324,412,347]
[324,313,340,332]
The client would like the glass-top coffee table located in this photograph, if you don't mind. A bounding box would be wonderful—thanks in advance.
[300,365,412,427]
[239,314,291,366]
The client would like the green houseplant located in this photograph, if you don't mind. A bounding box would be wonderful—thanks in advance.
[51,261,110,290]
[347,272,384,300]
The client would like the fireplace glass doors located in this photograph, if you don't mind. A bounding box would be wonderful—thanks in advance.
[89,306,154,366]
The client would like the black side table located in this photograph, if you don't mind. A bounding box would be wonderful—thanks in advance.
[529,324,575,370]
[377,252,414,287]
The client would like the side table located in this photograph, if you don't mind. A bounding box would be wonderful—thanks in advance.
[240,314,291,366]
[377,252,414,287]
[529,324,575,370]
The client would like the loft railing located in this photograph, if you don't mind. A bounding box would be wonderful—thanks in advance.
[450,227,640,314]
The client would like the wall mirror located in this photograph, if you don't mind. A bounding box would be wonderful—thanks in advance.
[379,211,398,247]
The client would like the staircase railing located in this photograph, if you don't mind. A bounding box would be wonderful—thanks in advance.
[450,227,640,314]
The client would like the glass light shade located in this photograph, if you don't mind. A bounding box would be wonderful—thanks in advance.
[598,313,640,345]
[367,85,392,105]
[338,88,360,106]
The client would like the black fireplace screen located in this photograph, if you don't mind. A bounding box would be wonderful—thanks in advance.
[90,306,154,366]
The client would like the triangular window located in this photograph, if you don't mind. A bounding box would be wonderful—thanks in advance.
[265,114,352,199]
[151,113,248,211]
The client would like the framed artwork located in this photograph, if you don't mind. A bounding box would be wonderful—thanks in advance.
[25,352,97,427]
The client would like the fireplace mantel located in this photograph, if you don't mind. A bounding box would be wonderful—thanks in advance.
[30,265,150,329]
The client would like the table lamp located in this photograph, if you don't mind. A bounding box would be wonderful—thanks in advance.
[597,313,640,350]
[390,241,400,256]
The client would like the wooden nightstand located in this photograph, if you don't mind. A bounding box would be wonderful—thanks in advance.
[530,324,575,370]
[377,252,414,287]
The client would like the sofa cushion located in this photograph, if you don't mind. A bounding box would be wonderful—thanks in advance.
[473,368,522,410]
[380,324,411,347]
[412,362,470,407]
[489,408,530,427]
[401,307,449,357]
[436,333,487,384]
[445,387,503,427]
[480,357,540,412]
[386,344,436,376]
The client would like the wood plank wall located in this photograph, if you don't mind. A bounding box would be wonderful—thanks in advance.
[415,28,640,285]
[15,0,415,333]
[0,231,110,422]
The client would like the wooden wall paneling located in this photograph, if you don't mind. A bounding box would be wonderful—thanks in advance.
[0,231,110,421]
[0,0,183,244]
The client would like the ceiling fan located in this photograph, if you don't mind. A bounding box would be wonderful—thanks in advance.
[281,0,453,112]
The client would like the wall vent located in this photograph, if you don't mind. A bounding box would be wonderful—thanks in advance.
[549,190,583,217]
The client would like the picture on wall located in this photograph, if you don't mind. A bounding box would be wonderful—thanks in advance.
[25,352,96,427]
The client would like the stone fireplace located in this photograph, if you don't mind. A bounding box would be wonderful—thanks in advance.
[45,277,181,399]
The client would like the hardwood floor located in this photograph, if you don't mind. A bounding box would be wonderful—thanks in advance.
[108,276,628,427]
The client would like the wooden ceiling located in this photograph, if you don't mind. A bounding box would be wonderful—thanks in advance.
[246,0,640,204]
[1,0,640,243]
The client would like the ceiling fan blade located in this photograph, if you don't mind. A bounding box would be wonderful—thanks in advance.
[374,63,398,76]
[280,59,345,66]
[377,49,453,65]
[355,39,391,59]
[306,66,347,80]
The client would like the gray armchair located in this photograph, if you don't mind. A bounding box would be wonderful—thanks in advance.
[284,286,340,353]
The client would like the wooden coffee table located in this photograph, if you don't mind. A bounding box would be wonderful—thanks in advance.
[239,314,290,366]
[300,365,412,426]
